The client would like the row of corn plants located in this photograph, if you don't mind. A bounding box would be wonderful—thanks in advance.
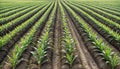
[0,5,35,18]
[65,1,120,50]
[7,2,54,69]
[0,6,27,18]
[83,2,120,16]
[77,3,120,24]
[0,4,45,36]
[102,7,120,14]
[0,3,51,49]
[79,3,120,24]
[72,1,120,17]
[67,0,120,14]
[0,5,24,14]
[69,2,120,32]
[0,6,15,10]
[88,4,120,17]
[62,1,120,69]
[0,6,15,11]
[59,1,77,67]
[0,2,40,14]
[80,3,120,27]
[0,5,42,25]
[31,2,57,67]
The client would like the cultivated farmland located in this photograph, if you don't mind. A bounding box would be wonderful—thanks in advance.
[0,0,120,69]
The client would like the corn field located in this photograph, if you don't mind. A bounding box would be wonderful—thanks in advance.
[0,0,120,69]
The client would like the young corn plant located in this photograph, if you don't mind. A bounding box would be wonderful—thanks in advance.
[103,48,112,61]
[110,54,120,69]
[31,45,47,64]
[65,36,75,54]
[64,36,77,67]
[66,53,77,67]
[8,45,23,69]
[31,32,49,65]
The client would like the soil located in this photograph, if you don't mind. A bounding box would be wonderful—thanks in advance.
[52,6,61,69]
